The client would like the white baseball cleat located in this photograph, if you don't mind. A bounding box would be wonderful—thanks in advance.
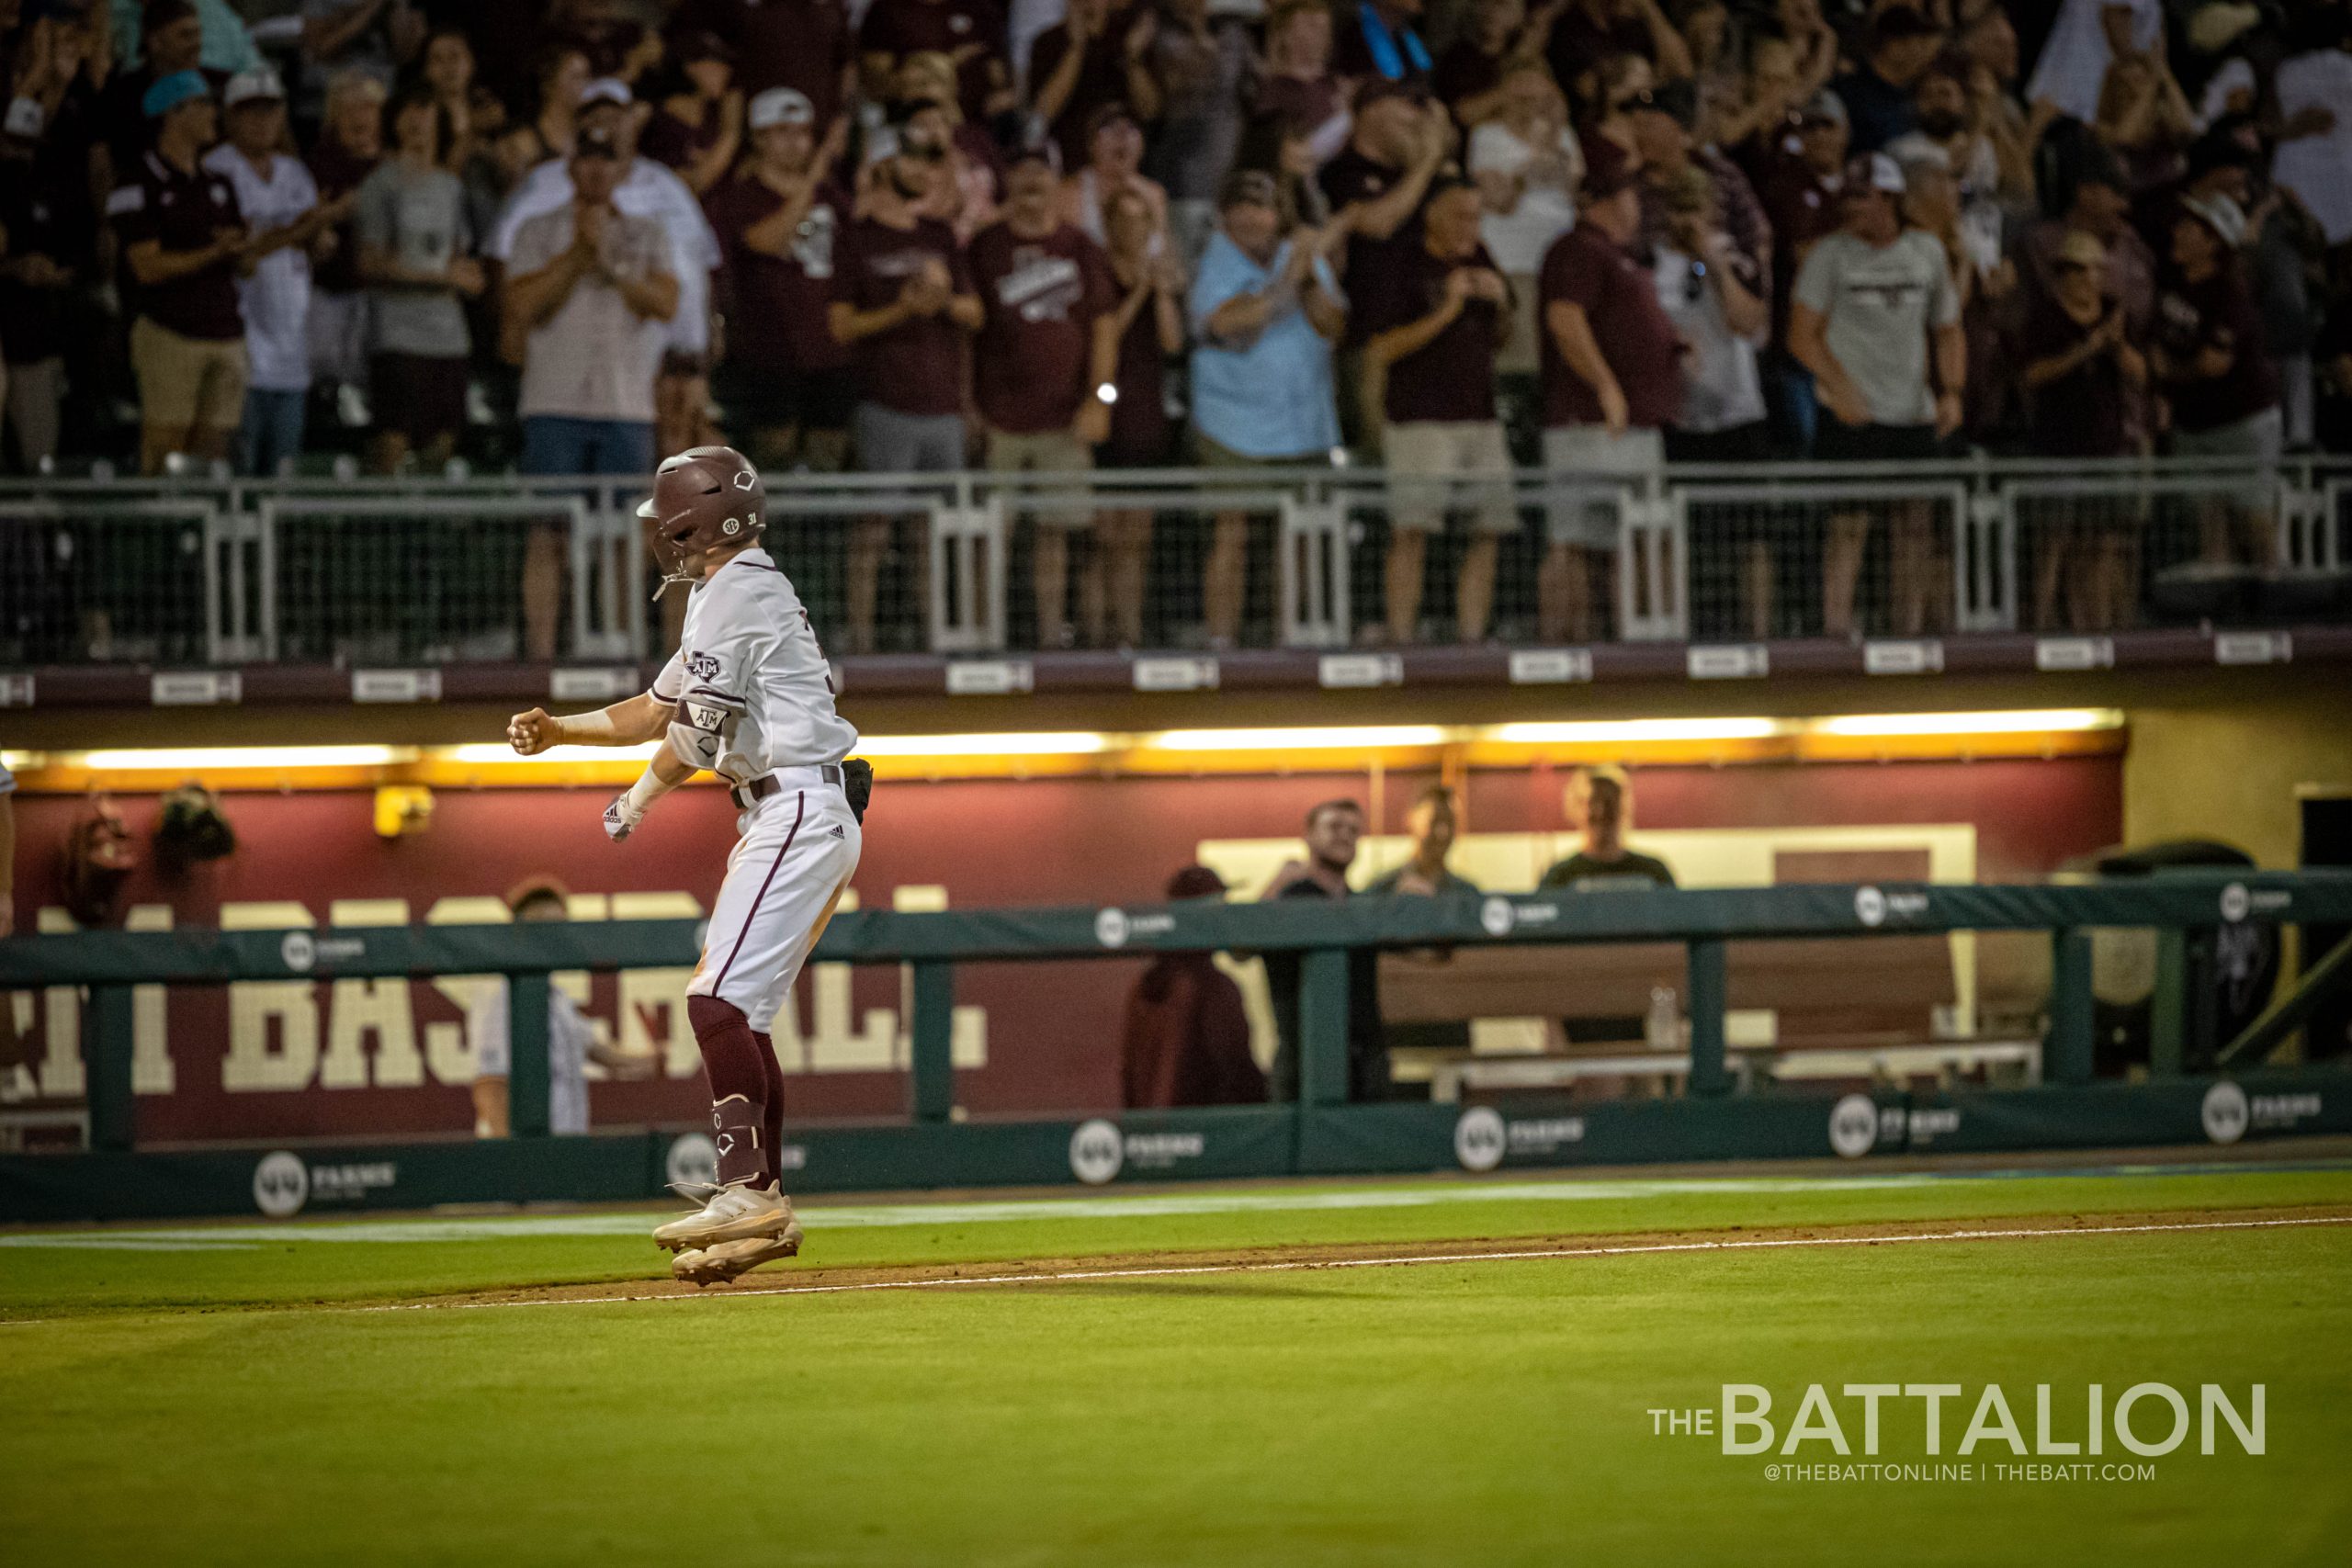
[651,1181,797,1254]
[671,1224,806,1287]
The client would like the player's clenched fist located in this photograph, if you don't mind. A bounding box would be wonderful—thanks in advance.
[507,707,560,755]
[603,793,644,841]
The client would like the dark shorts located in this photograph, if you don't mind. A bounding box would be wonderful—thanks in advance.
[715,361,856,435]
[1813,420,1944,462]
[1664,423,1770,465]
[370,353,468,444]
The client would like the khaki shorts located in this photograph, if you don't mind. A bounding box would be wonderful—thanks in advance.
[1385,420,1519,535]
[987,426,1095,527]
[132,317,248,434]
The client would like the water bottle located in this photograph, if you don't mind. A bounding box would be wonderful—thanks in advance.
[1646,986,1679,1051]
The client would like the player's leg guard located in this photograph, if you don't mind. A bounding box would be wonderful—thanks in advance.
[688,995,766,1188]
[754,1031,786,1188]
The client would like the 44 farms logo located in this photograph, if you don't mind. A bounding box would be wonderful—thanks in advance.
[251,1151,399,1218]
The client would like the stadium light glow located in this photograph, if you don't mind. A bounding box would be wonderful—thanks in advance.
[70,746,414,772]
[851,732,1114,758]
[1487,718,1789,744]
[1147,726,1452,752]
[1814,709,2123,738]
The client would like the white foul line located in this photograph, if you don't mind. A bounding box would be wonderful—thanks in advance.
[358,1214,2352,1315]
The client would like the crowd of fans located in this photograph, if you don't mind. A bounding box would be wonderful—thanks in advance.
[3,0,2350,645]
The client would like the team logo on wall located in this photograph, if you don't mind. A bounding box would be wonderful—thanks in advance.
[1093,908,1131,949]
[1454,1107,1507,1173]
[667,1133,719,1189]
[1853,887,1888,928]
[280,931,316,972]
[1069,1119,1125,1184]
[2200,1081,2249,1146]
[2219,884,2252,923]
[1479,898,1516,938]
[253,1151,309,1218]
[1827,1094,1882,1159]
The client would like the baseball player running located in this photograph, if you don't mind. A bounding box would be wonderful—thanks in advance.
[505,446,869,1286]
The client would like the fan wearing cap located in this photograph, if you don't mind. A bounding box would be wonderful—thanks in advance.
[107,68,254,474]
[508,444,864,1284]
[2153,192,2281,563]
[1827,5,1945,153]
[1358,172,1515,643]
[1788,150,1963,637]
[828,105,982,653]
[503,124,680,491]
[490,78,727,464]
[2017,228,2146,628]
[1186,167,1346,643]
[1627,78,1769,288]
[1535,137,1679,644]
[707,87,857,475]
[201,70,349,477]
[968,139,1123,648]
[641,30,743,197]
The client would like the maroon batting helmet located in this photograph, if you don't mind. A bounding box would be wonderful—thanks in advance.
[637,446,766,593]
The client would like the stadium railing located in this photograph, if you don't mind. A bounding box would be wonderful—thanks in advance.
[3,457,2345,666]
[5,869,2352,1222]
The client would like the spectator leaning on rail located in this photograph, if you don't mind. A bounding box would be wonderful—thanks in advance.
[1536,137,1679,646]
[1118,864,1266,1109]
[467,875,653,1137]
[1186,168,1346,647]
[1786,152,1962,639]
[202,70,343,479]
[1259,799,1387,1105]
[967,137,1122,651]
[1537,764,1674,1044]
[1358,173,1516,646]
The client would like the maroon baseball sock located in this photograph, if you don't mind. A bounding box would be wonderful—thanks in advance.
[753,1031,786,1188]
[689,996,766,1188]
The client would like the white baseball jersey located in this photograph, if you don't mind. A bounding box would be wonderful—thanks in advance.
[468,978,594,1135]
[652,546,858,784]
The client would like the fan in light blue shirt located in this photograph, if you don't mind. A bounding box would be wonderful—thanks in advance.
[1187,175,1346,461]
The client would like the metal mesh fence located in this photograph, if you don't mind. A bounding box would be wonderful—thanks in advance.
[0,501,215,664]
[1,459,2345,663]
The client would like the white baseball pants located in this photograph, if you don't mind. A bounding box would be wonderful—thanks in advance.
[687,772,862,1033]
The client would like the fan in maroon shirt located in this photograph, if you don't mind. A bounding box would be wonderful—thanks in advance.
[1357,178,1514,643]
[967,142,1122,648]
[707,88,857,470]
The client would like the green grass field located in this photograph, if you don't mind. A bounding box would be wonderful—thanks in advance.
[6,1160,2350,1566]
